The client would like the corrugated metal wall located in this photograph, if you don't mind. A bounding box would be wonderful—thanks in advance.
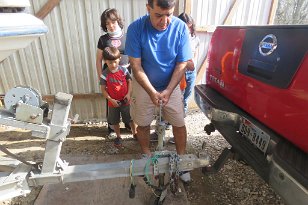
[191,0,272,26]
[0,0,272,121]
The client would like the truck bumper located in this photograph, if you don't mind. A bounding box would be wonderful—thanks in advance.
[195,84,308,205]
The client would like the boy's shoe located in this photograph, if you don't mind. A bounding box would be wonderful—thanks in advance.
[114,137,122,147]
[179,171,191,183]
[108,123,114,134]
[168,137,175,144]
[108,132,117,140]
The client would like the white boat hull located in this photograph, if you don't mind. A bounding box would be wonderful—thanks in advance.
[0,0,30,7]
[0,13,48,62]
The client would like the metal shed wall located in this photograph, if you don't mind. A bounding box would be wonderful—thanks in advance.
[191,0,272,27]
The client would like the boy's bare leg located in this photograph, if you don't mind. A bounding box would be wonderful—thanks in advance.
[172,125,187,155]
[136,125,151,156]
[113,124,121,138]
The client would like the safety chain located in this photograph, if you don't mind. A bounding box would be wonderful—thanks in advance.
[143,152,180,195]
[169,153,180,194]
[129,159,136,198]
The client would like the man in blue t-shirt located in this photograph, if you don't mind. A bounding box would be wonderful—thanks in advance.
[125,0,192,182]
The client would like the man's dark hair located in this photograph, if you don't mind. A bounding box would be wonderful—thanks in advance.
[103,47,121,60]
[100,8,124,32]
[178,12,196,37]
[148,0,176,9]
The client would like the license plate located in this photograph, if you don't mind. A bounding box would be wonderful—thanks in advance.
[239,118,270,154]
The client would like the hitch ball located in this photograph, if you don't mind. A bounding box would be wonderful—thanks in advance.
[204,123,215,135]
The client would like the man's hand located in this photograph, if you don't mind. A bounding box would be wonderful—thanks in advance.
[159,88,172,106]
[186,59,195,71]
[149,90,161,106]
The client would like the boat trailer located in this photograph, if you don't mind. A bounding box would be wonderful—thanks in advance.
[0,86,210,204]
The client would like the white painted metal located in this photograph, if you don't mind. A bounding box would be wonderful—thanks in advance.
[42,92,72,174]
[0,0,30,7]
[0,13,47,62]
[15,103,44,124]
[0,163,32,202]
[4,86,42,113]
[0,110,50,139]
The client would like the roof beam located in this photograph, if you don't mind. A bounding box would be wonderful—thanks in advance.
[222,0,241,25]
[267,0,279,24]
[35,0,61,19]
[184,0,191,15]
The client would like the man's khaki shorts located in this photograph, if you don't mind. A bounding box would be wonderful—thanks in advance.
[130,79,185,127]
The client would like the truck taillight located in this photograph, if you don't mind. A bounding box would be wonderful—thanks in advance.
[205,35,215,84]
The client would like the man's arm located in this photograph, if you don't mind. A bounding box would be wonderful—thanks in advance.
[160,61,187,105]
[129,56,160,105]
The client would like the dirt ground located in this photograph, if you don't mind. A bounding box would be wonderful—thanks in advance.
[0,110,284,205]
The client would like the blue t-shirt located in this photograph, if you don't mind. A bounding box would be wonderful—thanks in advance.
[125,15,192,91]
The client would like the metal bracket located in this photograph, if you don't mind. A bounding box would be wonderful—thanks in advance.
[202,148,235,174]
[15,103,43,124]
[47,124,70,142]
[0,163,32,201]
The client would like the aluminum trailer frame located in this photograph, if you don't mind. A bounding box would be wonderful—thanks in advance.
[0,91,210,202]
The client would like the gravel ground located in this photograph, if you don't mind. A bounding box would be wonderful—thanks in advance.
[0,109,285,205]
[184,109,285,205]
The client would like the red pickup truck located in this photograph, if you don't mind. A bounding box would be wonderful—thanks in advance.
[195,25,308,205]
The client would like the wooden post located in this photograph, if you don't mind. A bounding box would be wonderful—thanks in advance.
[222,0,241,25]
[174,0,180,16]
[195,57,207,84]
[267,0,279,25]
[184,0,191,15]
[35,0,62,19]
[42,93,103,103]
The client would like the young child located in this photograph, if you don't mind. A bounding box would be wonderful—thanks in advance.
[96,8,131,135]
[100,46,136,147]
